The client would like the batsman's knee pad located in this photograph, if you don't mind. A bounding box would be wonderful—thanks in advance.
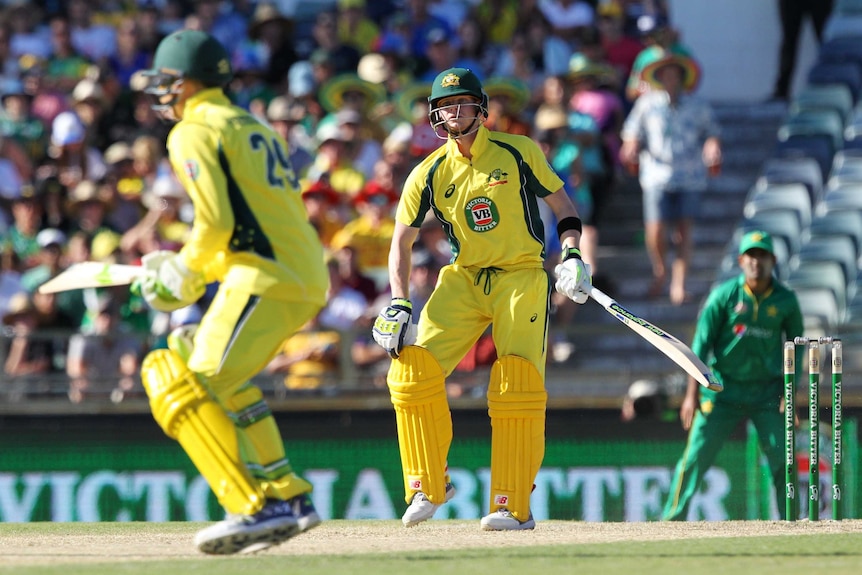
[223,384,310,501]
[487,355,547,521]
[141,349,264,515]
[387,346,452,504]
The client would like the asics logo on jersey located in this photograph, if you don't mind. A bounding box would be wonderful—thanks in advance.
[444,184,455,198]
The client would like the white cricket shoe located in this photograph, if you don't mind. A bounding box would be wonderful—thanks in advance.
[194,499,300,555]
[480,508,536,531]
[402,483,456,527]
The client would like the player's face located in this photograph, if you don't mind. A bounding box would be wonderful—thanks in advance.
[436,95,482,128]
[739,248,775,282]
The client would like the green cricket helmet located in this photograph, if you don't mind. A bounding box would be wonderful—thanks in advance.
[142,29,232,115]
[427,67,488,139]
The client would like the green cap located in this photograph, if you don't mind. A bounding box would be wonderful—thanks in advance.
[147,29,232,87]
[738,230,774,255]
[428,67,485,107]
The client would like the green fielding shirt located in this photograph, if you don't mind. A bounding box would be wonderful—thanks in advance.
[693,275,804,397]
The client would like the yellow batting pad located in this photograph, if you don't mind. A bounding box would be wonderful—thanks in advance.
[141,349,264,516]
[224,385,311,501]
[387,346,452,504]
[487,355,547,522]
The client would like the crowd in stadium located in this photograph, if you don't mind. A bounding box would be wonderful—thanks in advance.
[0,0,681,402]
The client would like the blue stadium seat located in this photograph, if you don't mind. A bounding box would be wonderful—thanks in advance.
[758,156,823,204]
[779,108,845,152]
[808,210,862,256]
[793,235,858,287]
[787,260,848,316]
[808,62,862,101]
[790,83,853,123]
[738,209,803,255]
[773,135,836,181]
[744,182,812,230]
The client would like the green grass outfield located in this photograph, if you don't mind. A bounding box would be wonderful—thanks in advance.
[2,520,862,575]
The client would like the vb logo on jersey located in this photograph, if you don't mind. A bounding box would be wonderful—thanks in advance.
[465,196,500,232]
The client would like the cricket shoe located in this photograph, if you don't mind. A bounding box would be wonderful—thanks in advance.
[480,508,536,531]
[194,499,300,555]
[402,483,456,527]
[290,492,322,533]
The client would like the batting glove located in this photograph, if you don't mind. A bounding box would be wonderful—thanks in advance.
[554,247,592,304]
[139,250,205,311]
[372,298,417,359]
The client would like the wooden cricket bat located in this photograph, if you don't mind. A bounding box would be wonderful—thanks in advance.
[587,286,723,391]
[38,262,151,294]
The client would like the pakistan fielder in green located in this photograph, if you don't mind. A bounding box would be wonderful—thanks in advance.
[663,230,804,520]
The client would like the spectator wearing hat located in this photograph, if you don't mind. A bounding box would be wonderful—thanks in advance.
[392,81,438,158]
[20,227,87,328]
[337,108,382,180]
[620,51,721,305]
[247,2,298,91]
[330,181,398,288]
[483,77,531,136]
[2,290,71,394]
[228,41,277,115]
[336,0,380,54]
[417,25,485,82]
[301,179,345,249]
[66,179,120,257]
[624,15,693,102]
[120,173,191,259]
[1,186,43,271]
[266,96,314,178]
[307,122,366,200]
[38,110,106,193]
[0,79,48,163]
[101,141,146,233]
[71,78,112,150]
[318,73,388,143]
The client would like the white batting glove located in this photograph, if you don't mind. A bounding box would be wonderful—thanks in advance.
[372,298,417,359]
[140,250,205,310]
[555,247,592,304]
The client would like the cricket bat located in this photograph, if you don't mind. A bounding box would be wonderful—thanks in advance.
[38,262,151,294]
[587,285,723,391]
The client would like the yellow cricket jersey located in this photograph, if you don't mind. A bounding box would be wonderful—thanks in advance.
[168,89,328,304]
[397,126,564,269]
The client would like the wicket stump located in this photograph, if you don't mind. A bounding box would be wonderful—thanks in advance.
[784,336,842,521]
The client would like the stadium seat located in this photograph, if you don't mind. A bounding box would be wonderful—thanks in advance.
[758,156,823,204]
[738,210,804,256]
[773,135,836,180]
[792,287,842,331]
[790,84,853,124]
[743,182,812,230]
[817,181,862,217]
[828,148,862,183]
[792,235,858,287]
[808,62,862,101]
[786,260,848,314]
[808,210,862,256]
[779,108,845,152]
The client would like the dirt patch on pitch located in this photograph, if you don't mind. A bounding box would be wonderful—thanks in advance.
[4,520,862,565]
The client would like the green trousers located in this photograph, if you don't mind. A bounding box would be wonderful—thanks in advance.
[662,381,785,520]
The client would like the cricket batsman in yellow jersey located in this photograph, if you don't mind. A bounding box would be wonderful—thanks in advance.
[138,30,328,554]
[372,67,592,530]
